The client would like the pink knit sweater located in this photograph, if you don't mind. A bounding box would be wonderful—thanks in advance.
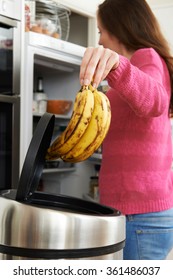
[99,48,173,215]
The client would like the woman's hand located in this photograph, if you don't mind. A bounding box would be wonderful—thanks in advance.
[80,46,119,88]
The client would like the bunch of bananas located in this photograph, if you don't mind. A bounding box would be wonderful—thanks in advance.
[46,84,111,163]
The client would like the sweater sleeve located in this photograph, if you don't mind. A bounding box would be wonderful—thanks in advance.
[107,48,170,117]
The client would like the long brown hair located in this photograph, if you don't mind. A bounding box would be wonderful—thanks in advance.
[98,0,173,116]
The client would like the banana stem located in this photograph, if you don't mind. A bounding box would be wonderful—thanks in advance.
[80,84,96,92]
[89,84,95,92]
[82,85,88,91]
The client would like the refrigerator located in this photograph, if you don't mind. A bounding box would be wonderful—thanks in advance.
[21,31,101,199]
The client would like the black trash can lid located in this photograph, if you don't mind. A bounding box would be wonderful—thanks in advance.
[15,113,55,201]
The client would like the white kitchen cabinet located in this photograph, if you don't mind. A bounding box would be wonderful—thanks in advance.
[55,0,103,17]
[54,0,103,46]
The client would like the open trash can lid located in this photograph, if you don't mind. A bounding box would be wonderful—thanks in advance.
[16,113,55,201]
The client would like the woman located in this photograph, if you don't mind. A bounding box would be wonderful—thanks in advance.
[80,0,173,260]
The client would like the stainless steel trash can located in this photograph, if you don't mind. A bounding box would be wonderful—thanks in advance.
[0,113,125,260]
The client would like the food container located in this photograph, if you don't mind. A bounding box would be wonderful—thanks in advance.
[25,0,71,40]
[0,113,125,260]
[30,15,61,38]
[34,92,48,114]
[47,100,72,115]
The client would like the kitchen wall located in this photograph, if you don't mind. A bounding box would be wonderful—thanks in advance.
[147,0,173,53]
[147,0,173,5]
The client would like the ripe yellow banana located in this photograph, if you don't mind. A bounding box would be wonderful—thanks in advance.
[61,88,111,162]
[46,86,94,160]
[64,91,111,163]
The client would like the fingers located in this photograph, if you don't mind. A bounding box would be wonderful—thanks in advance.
[94,50,119,86]
[80,46,104,87]
[80,46,119,88]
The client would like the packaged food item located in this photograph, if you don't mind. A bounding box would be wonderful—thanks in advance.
[34,77,48,114]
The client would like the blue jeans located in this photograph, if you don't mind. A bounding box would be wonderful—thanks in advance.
[123,208,173,260]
